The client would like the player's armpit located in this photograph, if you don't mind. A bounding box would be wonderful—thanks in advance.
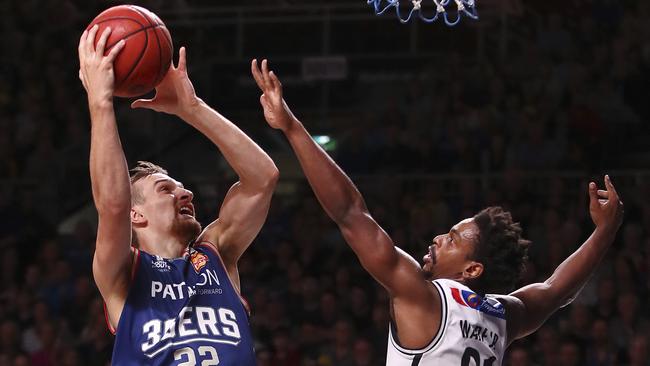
[199,179,276,268]
[92,245,135,331]
[500,283,557,344]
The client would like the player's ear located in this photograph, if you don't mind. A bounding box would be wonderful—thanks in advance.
[131,207,147,225]
[463,261,484,280]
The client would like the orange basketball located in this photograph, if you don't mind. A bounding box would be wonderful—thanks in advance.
[86,5,173,98]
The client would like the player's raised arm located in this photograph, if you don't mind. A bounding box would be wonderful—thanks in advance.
[503,175,624,343]
[252,59,429,298]
[131,48,279,286]
[78,25,132,325]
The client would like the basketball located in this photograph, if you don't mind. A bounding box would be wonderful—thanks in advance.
[86,5,173,98]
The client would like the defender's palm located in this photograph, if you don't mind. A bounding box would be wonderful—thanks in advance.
[252,59,295,131]
[588,175,624,232]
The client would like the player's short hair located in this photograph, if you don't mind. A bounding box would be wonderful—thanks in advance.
[129,161,169,248]
[471,206,530,295]
[129,161,168,205]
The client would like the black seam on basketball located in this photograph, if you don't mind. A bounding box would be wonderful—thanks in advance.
[93,17,145,29]
[105,24,164,50]
[119,28,147,89]
[129,7,167,85]
[131,7,166,84]
[103,24,165,90]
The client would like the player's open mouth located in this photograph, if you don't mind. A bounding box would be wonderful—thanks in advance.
[179,205,194,217]
[423,245,435,265]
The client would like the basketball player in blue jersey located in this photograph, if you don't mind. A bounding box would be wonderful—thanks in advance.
[252,60,624,365]
[78,26,278,365]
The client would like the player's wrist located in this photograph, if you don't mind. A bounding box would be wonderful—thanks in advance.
[593,223,618,242]
[281,117,302,134]
[177,97,206,120]
[88,97,114,113]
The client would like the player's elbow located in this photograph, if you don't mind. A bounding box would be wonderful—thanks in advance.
[542,279,576,308]
[265,165,280,188]
[360,241,399,274]
[335,196,368,225]
[256,164,280,192]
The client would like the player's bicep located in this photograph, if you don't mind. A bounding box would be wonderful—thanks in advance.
[205,181,274,264]
[504,282,556,343]
[339,212,428,297]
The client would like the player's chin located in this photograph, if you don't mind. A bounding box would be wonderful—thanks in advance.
[422,263,434,278]
[173,219,202,243]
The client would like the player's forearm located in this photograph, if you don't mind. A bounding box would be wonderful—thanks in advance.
[89,103,131,213]
[181,101,278,187]
[282,118,367,223]
[544,226,617,306]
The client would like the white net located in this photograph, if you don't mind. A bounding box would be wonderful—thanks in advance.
[367,0,478,25]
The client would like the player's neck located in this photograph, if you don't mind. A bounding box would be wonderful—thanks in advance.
[137,230,188,259]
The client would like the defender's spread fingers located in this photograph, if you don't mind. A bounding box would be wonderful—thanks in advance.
[261,59,271,88]
[251,59,265,90]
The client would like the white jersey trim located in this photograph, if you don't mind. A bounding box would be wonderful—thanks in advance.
[388,281,448,356]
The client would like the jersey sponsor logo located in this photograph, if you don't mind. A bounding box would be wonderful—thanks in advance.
[141,306,242,358]
[151,269,222,300]
[152,255,171,272]
[190,251,208,273]
[451,288,505,319]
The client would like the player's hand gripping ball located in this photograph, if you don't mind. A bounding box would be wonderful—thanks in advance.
[86,5,173,98]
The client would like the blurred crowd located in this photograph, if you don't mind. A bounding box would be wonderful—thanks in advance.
[0,0,649,365]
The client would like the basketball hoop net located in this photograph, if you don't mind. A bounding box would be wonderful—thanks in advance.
[367,0,478,25]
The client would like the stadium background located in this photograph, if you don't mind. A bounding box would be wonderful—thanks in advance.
[0,0,649,365]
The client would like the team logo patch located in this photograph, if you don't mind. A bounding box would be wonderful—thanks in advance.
[451,288,481,309]
[190,252,208,273]
[451,288,505,319]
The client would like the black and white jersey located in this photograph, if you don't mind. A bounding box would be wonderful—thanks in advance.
[386,279,507,366]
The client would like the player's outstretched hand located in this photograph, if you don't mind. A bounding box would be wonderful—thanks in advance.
[251,59,298,132]
[588,175,624,233]
[131,47,201,118]
[78,25,125,104]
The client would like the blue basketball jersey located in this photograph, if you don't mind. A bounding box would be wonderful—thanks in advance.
[110,242,257,366]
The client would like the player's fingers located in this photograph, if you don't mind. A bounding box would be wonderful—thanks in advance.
[78,30,88,56]
[131,99,154,110]
[588,182,599,210]
[105,39,125,63]
[96,26,112,56]
[596,190,609,199]
[269,71,282,91]
[86,24,99,53]
[251,59,265,90]
[177,47,187,71]
[261,59,271,88]
[598,199,607,205]
[604,175,619,200]
[78,69,86,87]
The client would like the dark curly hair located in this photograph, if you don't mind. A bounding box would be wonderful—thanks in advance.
[470,206,530,295]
